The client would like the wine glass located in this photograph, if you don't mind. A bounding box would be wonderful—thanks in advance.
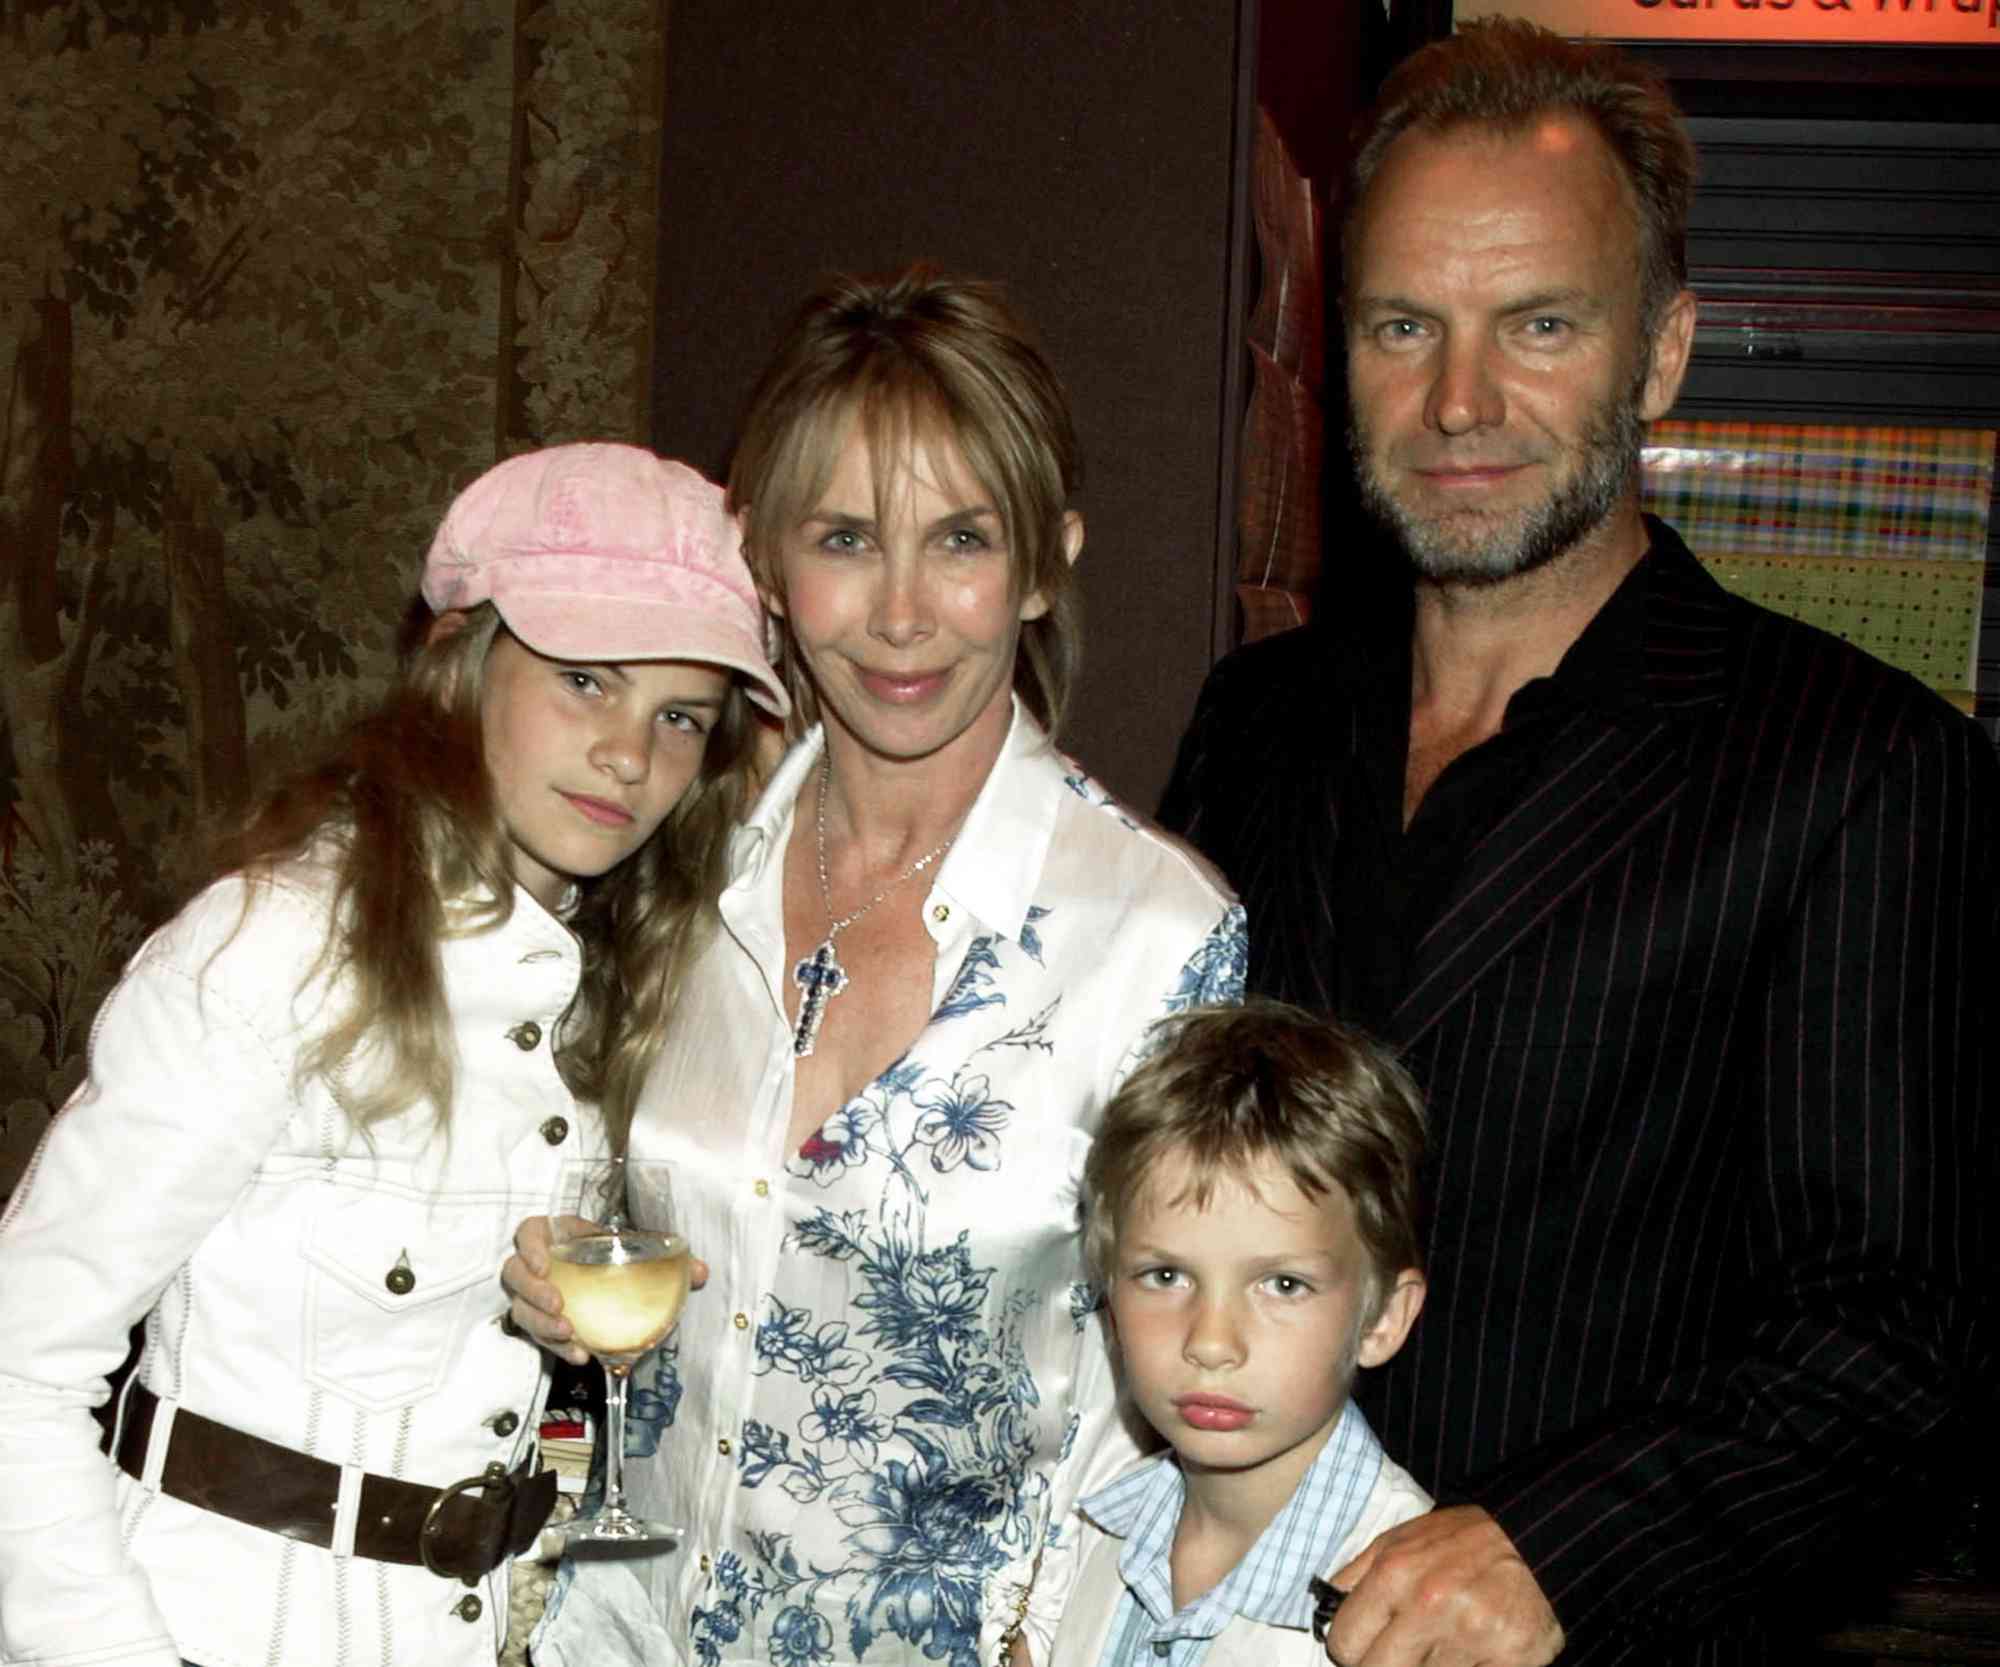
[547,1158,691,1544]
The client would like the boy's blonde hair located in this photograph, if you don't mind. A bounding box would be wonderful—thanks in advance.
[1082,1000,1427,1317]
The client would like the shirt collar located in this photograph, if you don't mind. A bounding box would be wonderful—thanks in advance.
[725,698,1063,949]
[1507,534,1655,733]
[1080,1401,1389,1637]
[1341,524,1667,740]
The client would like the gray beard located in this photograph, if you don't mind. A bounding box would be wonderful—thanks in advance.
[1350,378,1647,588]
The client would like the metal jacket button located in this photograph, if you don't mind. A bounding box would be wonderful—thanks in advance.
[491,1410,520,1436]
[540,1116,568,1145]
[385,1251,415,1296]
[454,1594,483,1622]
[717,1437,732,1456]
[507,1020,542,1051]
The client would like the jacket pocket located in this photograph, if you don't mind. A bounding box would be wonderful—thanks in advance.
[301,1186,500,1412]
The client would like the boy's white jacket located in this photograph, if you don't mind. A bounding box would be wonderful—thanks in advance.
[0,854,599,1667]
[1051,1448,1432,1666]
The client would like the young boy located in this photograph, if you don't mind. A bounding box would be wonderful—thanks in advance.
[1052,999,1430,1665]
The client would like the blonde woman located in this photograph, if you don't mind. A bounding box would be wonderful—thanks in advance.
[513,271,1247,1667]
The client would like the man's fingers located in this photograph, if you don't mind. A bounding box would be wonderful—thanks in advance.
[1326,1507,1562,1667]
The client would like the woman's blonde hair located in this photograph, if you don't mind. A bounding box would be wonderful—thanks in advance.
[728,264,1084,737]
[215,602,758,1149]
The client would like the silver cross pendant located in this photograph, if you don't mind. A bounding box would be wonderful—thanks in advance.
[791,938,849,1057]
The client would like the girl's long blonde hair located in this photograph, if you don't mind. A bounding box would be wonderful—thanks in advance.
[215,602,758,1149]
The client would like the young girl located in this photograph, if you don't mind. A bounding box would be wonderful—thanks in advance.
[0,444,786,1667]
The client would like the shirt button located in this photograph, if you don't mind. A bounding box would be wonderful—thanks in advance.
[718,1437,732,1456]
[1152,1644,1169,1660]
[733,1312,749,1330]
[490,1410,520,1437]
[454,1594,483,1622]
[507,1020,542,1051]
[539,1116,568,1145]
[753,1179,770,1198]
[932,904,950,923]
[699,1553,712,1574]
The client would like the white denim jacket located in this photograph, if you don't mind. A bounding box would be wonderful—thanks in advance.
[0,855,595,1667]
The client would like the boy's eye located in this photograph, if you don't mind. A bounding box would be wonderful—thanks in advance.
[941,525,990,553]
[1263,1273,1312,1297]
[1133,1267,1185,1291]
[818,527,866,554]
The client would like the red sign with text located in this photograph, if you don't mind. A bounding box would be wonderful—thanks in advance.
[1456,0,1998,43]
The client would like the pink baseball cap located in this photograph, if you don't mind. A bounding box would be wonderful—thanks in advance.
[423,443,788,718]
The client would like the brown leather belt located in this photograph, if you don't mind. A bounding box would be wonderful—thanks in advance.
[115,1382,558,1584]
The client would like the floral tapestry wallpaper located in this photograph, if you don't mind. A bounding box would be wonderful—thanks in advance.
[0,0,667,1199]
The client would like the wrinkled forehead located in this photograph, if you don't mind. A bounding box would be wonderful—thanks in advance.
[1352,113,1640,264]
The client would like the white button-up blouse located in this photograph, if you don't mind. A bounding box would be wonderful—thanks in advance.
[534,708,1247,1667]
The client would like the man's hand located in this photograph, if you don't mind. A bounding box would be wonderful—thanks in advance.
[502,1214,709,1369]
[1325,1505,1563,1666]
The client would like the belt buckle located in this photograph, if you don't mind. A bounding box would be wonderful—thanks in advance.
[420,1462,515,1586]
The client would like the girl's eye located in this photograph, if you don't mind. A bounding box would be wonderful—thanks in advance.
[658,707,707,735]
[561,669,605,696]
[819,528,866,555]
[1133,1267,1185,1292]
[941,526,990,554]
[1264,1273,1312,1298]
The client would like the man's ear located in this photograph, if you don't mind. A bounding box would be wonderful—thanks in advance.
[425,608,472,648]
[1017,511,1084,624]
[1640,288,1697,422]
[1355,1270,1426,1370]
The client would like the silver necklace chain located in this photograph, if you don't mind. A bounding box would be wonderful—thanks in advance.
[814,751,954,937]
[791,750,955,1057]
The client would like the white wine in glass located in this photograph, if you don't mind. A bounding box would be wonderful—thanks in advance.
[549,1159,688,1544]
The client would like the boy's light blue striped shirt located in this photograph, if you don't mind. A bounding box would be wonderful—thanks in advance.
[1081,1401,1385,1667]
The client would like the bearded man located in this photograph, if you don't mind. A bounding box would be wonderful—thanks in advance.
[1161,21,1996,1667]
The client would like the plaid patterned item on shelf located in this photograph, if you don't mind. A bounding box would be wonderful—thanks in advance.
[1641,421,1994,564]
[1641,421,1996,703]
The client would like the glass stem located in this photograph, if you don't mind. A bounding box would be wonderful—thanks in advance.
[602,1363,630,1517]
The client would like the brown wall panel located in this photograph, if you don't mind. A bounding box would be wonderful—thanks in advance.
[648,0,1255,810]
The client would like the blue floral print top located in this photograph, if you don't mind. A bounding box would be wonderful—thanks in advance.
[533,707,1246,1667]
